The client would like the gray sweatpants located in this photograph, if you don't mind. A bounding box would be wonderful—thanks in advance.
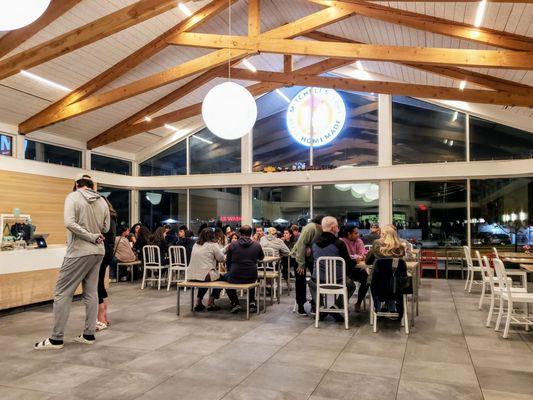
[51,254,103,341]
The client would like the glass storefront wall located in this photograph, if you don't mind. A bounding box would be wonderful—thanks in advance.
[190,188,241,234]
[0,133,12,156]
[140,140,186,176]
[392,180,467,252]
[392,97,466,164]
[469,117,533,161]
[253,186,310,229]
[189,129,241,174]
[24,139,82,168]
[313,183,379,233]
[470,178,532,252]
[98,186,131,229]
[139,189,187,231]
[92,153,132,176]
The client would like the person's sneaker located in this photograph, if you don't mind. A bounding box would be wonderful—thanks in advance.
[34,338,63,351]
[206,304,220,312]
[297,305,307,316]
[74,334,95,345]
[230,304,242,313]
[194,304,206,312]
[249,303,257,313]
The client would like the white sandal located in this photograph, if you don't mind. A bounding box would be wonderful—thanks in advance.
[95,321,108,332]
[34,338,63,351]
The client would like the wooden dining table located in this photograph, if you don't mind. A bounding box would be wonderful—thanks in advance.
[503,258,533,265]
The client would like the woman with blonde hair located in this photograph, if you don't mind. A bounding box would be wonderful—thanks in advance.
[365,224,405,265]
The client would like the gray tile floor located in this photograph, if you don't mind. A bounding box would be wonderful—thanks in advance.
[1,278,532,400]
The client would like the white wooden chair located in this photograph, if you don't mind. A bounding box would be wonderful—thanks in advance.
[464,246,482,292]
[167,245,188,291]
[493,258,533,338]
[492,247,500,260]
[141,245,165,290]
[314,256,349,330]
[478,250,528,311]
[483,256,527,328]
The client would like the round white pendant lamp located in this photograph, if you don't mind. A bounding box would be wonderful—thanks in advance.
[0,1,51,31]
[201,81,257,140]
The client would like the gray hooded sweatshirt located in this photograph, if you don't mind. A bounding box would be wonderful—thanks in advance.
[260,235,290,258]
[64,188,110,258]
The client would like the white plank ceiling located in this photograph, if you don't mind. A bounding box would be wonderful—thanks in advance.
[0,0,531,156]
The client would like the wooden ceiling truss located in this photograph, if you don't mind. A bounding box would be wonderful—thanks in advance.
[0,0,528,150]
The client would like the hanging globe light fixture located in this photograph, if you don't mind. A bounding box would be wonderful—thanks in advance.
[202,81,257,140]
[0,1,51,31]
[201,1,257,140]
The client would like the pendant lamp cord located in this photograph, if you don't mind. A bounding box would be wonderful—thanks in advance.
[228,0,231,82]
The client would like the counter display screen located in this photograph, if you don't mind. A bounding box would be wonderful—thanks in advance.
[0,134,12,156]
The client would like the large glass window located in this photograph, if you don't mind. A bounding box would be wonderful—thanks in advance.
[190,188,241,234]
[253,186,310,228]
[392,97,466,164]
[0,133,13,156]
[92,153,132,176]
[313,183,379,230]
[470,178,532,252]
[98,186,131,228]
[0,133,12,156]
[252,87,310,172]
[312,92,378,167]
[140,140,186,176]
[470,116,533,161]
[24,139,82,167]
[139,189,187,231]
[392,180,467,250]
[190,129,241,174]
[252,87,378,171]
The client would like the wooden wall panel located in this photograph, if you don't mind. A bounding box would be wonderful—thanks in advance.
[0,170,72,245]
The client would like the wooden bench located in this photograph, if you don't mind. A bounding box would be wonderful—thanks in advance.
[116,260,142,283]
[176,281,260,320]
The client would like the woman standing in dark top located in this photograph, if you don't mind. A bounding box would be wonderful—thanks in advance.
[97,198,117,331]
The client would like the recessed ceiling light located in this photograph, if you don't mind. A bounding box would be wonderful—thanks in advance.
[474,0,487,28]
[20,70,71,92]
[242,59,257,73]
[459,80,467,90]
[275,89,291,103]
[355,61,364,71]
[178,3,192,17]
[144,116,152,122]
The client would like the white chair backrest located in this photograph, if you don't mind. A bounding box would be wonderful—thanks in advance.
[364,245,372,251]
[476,250,489,280]
[482,256,496,292]
[143,245,161,267]
[316,256,346,287]
[263,247,276,258]
[492,247,500,259]
[169,245,187,268]
[463,246,474,267]
[493,259,511,298]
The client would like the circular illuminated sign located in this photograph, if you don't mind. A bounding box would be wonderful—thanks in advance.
[286,87,346,147]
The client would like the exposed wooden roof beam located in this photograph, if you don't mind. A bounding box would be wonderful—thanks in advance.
[309,0,533,51]
[284,55,293,73]
[24,6,356,133]
[367,0,533,2]
[168,33,533,69]
[227,68,533,106]
[0,0,82,59]
[0,0,184,81]
[88,58,354,149]
[19,0,235,134]
[248,0,261,36]
[304,30,533,94]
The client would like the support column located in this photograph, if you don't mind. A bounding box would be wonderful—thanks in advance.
[131,189,140,225]
[15,134,25,159]
[84,150,91,171]
[378,94,392,167]
[379,180,392,227]
[241,185,253,226]
[241,132,252,174]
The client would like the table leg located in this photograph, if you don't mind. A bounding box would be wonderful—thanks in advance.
[246,290,250,320]
[190,286,194,312]
[256,286,260,315]
[116,264,120,284]
[263,278,267,313]
[177,286,181,316]
[131,265,134,283]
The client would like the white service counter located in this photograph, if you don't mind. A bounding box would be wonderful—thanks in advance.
[0,245,69,310]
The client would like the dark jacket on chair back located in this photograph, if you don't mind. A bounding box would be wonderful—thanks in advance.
[312,232,355,283]
[226,236,264,283]
[370,258,407,301]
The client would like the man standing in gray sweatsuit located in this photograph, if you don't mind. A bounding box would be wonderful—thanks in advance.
[35,174,110,350]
